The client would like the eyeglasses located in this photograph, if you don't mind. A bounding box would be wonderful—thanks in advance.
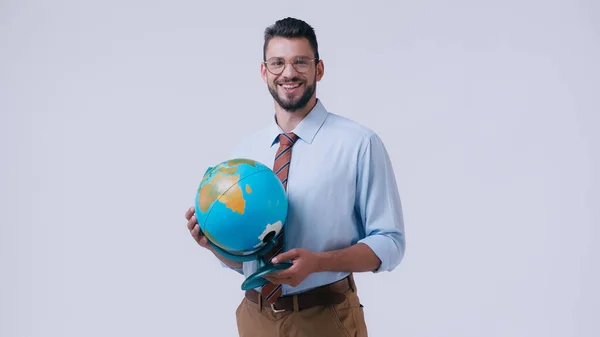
[263,56,318,75]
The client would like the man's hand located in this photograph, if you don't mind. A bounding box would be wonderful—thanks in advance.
[185,206,243,269]
[264,248,321,287]
[185,206,210,248]
[264,243,383,286]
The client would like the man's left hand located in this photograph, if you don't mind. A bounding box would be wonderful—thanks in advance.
[264,248,321,287]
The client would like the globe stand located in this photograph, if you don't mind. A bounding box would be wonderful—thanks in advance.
[208,232,292,291]
[241,255,292,290]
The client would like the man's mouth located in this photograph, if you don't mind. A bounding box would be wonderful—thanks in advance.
[278,82,303,93]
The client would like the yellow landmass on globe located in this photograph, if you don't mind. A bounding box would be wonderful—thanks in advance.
[228,158,257,167]
[219,183,245,214]
[198,159,259,215]
[198,172,245,214]
[218,167,238,175]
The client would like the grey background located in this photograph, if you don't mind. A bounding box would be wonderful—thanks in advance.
[1,0,598,336]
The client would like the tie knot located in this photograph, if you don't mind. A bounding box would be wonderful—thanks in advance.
[279,132,298,146]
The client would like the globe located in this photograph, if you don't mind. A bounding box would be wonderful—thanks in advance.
[194,158,292,289]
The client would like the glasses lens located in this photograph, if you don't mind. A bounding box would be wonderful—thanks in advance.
[293,57,312,73]
[266,58,284,74]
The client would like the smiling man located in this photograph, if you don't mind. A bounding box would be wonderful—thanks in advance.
[185,17,406,337]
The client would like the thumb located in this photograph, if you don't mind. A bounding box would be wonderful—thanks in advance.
[272,249,299,264]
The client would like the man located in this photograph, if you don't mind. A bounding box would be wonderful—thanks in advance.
[185,17,405,337]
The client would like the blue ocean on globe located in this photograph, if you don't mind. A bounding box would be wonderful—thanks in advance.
[194,158,288,256]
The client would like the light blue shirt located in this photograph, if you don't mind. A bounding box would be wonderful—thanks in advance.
[225,99,406,295]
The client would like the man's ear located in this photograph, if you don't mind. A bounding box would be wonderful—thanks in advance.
[316,59,324,82]
[260,62,268,83]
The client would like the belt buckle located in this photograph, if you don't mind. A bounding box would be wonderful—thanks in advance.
[270,303,286,313]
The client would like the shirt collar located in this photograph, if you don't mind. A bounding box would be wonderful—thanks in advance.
[269,99,329,147]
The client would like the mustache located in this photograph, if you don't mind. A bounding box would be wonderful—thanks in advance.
[275,77,304,85]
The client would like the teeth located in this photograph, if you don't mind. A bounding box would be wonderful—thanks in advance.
[281,83,300,89]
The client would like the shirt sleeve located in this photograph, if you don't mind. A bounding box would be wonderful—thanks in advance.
[220,260,244,275]
[355,132,406,273]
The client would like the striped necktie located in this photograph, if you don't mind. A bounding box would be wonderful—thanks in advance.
[260,132,298,303]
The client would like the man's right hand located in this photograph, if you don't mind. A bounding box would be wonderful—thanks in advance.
[185,206,210,249]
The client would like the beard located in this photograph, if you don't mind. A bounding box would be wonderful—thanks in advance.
[268,76,316,112]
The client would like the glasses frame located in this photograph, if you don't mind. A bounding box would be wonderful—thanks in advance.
[263,57,320,75]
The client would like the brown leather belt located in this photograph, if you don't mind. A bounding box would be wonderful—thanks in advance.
[245,275,353,312]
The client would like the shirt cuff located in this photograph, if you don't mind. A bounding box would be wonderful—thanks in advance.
[358,232,405,273]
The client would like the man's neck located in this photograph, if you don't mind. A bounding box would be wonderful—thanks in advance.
[274,97,317,133]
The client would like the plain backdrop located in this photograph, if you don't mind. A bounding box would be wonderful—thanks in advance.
[1,0,598,336]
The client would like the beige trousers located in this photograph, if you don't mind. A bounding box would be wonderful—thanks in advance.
[235,277,368,337]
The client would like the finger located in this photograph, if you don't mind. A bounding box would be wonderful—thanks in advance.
[270,266,297,279]
[191,225,210,249]
[186,215,197,231]
[198,235,209,248]
[185,206,195,220]
[265,271,285,279]
[190,224,203,241]
[268,262,298,279]
[271,249,299,264]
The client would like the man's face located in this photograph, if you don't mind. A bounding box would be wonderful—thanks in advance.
[261,37,324,112]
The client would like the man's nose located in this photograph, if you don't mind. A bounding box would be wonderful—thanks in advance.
[280,62,298,78]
